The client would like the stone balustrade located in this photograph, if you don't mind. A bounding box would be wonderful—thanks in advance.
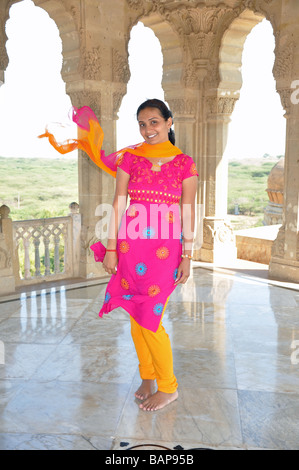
[0,203,81,293]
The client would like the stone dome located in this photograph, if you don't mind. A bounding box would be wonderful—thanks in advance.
[266,157,284,204]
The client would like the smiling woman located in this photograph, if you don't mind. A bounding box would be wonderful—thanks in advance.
[137,99,174,147]
[138,109,171,144]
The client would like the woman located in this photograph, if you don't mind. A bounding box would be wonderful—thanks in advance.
[40,98,198,412]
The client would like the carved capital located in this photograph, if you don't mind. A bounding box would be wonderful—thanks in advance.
[182,62,199,88]
[0,44,8,71]
[113,89,127,119]
[273,39,295,83]
[68,91,101,118]
[276,88,293,117]
[112,49,130,84]
[206,96,238,115]
[167,6,239,61]
[126,0,145,10]
[79,46,102,80]
[167,98,197,117]
[126,0,167,15]
[0,18,8,71]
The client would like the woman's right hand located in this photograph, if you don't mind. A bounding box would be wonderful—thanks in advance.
[103,251,118,275]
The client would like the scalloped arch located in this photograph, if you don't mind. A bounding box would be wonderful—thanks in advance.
[6,0,80,77]
[130,12,184,95]
[219,8,265,95]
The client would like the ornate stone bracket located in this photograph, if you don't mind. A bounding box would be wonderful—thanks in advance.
[206,95,239,116]
[79,46,102,81]
[68,90,101,119]
[199,218,237,263]
[112,48,130,84]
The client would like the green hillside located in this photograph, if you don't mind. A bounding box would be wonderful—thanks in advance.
[0,156,277,229]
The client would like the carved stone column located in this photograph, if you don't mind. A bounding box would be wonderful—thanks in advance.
[198,94,238,263]
[166,95,198,159]
[269,11,299,282]
[65,7,130,278]
[67,84,126,279]
[269,98,299,282]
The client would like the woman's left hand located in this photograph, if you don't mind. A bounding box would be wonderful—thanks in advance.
[174,258,191,285]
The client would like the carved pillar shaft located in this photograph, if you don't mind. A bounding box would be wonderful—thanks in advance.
[269,6,299,282]
[65,37,129,279]
[165,96,198,157]
[269,110,299,281]
[0,205,16,294]
[198,95,238,263]
[67,87,118,278]
[165,87,205,261]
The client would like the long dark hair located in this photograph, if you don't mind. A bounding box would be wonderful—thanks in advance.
[136,99,176,145]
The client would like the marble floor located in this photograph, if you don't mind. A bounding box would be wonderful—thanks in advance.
[1,265,299,450]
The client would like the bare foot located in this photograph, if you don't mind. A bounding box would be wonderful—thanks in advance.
[135,380,156,401]
[139,390,178,412]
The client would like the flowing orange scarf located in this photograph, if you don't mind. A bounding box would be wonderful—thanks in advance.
[39,106,182,178]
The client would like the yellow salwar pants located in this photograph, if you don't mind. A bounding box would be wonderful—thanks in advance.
[130,297,178,394]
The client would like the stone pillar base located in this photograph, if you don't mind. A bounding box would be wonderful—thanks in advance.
[0,275,15,296]
[79,226,108,280]
[0,206,16,296]
[197,218,237,264]
[269,257,299,283]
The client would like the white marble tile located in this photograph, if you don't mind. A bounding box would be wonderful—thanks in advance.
[0,300,23,321]
[116,385,243,448]
[0,380,131,435]
[166,321,234,354]
[61,313,132,348]
[14,291,91,319]
[0,379,27,409]
[0,316,79,344]
[32,343,138,384]
[238,390,299,450]
[231,323,299,356]
[166,301,228,324]
[0,432,100,450]
[235,351,299,393]
[227,283,271,307]
[0,344,55,380]
[173,348,237,390]
[1,268,299,450]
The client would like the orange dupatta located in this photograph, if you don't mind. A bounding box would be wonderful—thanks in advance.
[39,106,182,178]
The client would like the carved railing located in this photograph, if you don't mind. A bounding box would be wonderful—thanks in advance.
[12,203,81,286]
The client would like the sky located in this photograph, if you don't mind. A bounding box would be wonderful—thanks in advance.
[0,0,286,160]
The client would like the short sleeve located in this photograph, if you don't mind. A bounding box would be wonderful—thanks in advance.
[182,156,199,180]
[117,152,132,175]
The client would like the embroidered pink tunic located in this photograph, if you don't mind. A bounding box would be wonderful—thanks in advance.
[99,152,199,332]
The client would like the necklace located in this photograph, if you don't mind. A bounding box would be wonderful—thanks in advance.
[152,159,163,167]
